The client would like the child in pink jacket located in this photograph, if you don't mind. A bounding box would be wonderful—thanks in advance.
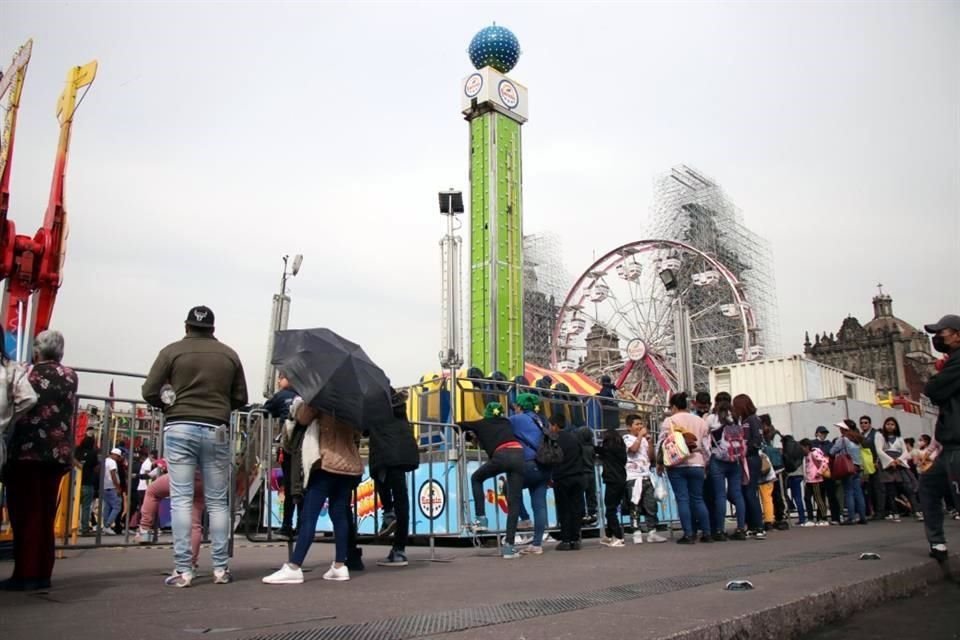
[801,439,830,525]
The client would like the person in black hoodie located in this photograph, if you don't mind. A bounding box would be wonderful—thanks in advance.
[460,402,526,558]
[919,314,960,563]
[596,423,627,546]
[551,414,585,550]
[368,388,420,567]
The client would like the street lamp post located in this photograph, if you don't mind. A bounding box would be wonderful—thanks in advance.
[263,254,303,398]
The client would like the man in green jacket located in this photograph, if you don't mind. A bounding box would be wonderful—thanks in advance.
[143,305,248,587]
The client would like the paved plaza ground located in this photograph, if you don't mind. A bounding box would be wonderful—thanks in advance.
[0,521,956,640]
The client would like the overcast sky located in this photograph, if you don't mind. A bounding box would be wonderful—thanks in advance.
[2,1,957,402]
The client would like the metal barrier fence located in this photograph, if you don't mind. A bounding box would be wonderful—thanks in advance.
[0,367,716,557]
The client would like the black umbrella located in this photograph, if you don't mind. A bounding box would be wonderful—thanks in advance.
[270,328,393,431]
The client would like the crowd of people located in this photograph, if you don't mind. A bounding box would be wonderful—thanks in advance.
[0,308,956,591]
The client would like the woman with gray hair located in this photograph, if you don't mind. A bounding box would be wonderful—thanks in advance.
[2,330,78,591]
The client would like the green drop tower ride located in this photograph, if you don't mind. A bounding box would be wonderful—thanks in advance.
[461,25,528,378]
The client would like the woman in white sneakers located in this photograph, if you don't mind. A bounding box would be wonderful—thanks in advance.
[262,398,363,585]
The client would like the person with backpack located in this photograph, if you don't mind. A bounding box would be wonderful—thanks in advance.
[596,422,628,547]
[509,393,555,557]
[657,392,710,545]
[858,415,885,519]
[781,434,808,526]
[732,394,767,539]
[551,414,586,550]
[707,394,747,540]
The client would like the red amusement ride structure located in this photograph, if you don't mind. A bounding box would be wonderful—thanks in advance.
[0,40,97,358]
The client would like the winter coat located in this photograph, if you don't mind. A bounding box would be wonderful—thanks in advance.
[287,400,363,497]
[368,416,419,474]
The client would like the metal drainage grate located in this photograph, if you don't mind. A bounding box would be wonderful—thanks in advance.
[246,535,919,640]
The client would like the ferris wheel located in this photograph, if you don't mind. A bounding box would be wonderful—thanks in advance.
[550,239,761,403]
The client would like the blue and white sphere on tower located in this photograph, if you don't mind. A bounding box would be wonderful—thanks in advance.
[468,24,521,74]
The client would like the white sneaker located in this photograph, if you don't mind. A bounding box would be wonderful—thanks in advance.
[816,521,830,527]
[632,531,644,544]
[542,533,558,543]
[101,528,117,536]
[599,536,612,546]
[262,563,304,585]
[520,545,543,556]
[322,563,350,581]
[800,522,816,528]
[646,531,668,543]
[608,538,625,548]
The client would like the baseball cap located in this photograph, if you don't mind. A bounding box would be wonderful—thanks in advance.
[110,447,122,456]
[924,314,960,334]
[815,426,829,435]
[185,305,215,328]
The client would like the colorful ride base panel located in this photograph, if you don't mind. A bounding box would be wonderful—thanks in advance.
[469,109,524,379]
[267,461,679,537]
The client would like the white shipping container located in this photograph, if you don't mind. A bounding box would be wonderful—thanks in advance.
[708,354,877,406]
[760,398,934,440]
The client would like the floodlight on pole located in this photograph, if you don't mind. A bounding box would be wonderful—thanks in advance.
[264,253,304,398]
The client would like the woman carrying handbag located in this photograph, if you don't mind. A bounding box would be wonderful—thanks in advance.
[830,420,867,525]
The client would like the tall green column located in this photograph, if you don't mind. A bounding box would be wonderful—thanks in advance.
[467,109,524,377]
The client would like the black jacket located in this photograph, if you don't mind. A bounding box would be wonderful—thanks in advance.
[927,349,960,450]
[577,426,595,471]
[460,417,519,458]
[263,389,297,419]
[368,416,419,473]
[596,428,627,485]
[552,428,585,480]
[742,415,764,457]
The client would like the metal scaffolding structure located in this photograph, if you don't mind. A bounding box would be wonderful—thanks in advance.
[647,165,782,359]
[523,233,571,368]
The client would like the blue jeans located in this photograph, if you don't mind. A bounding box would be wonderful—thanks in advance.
[788,475,806,524]
[842,474,867,522]
[164,422,230,573]
[291,470,354,566]
[101,488,122,530]
[709,458,745,532]
[522,461,550,546]
[667,465,711,538]
[80,485,95,531]
[743,456,764,531]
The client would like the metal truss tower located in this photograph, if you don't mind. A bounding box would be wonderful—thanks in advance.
[648,165,781,359]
